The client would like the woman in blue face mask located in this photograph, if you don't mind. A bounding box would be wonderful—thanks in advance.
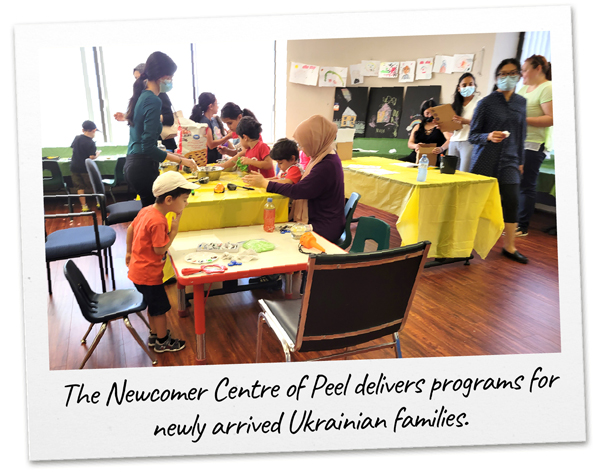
[448,73,480,172]
[124,51,198,208]
[468,58,528,264]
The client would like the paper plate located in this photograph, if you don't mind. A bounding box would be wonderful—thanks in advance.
[184,252,219,265]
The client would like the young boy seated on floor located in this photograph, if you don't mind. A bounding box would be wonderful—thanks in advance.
[70,120,101,211]
[125,171,199,353]
[267,138,304,184]
[218,116,275,178]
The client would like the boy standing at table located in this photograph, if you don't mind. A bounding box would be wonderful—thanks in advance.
[125,171,199,353]
[70,120,101,212]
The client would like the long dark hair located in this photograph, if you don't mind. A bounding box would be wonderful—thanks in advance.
[493,58,521,92]
[420,98,437,117]
[526,54,552,81]
[451,73,476,117]
[220,102,257,121]
[190,92,216,122]
[126,52,177,126]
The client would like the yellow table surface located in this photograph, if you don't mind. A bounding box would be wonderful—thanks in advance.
[342,157,504,259]
[176,171,289,232]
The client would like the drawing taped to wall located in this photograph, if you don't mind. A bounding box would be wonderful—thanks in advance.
[319,67,348,87]
[399,61,416,82]
[289,62,319,86]
[379,61,399,78]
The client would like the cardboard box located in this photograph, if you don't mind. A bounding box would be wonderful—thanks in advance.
[417,145,438,166]
[335,128,355,160]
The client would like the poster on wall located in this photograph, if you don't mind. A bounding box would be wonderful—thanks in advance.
[379,61,399,78]
[415,58,434,80]
[433,55,454,73]
[349,64,364,84]
[289,62,319,86]
[399,61,416,82]
[453,53,474,73]
[332,87,369,137]
[398,85,441,137]
[365,87,404,138]
[361,60,380,76]
[318,66,348,87]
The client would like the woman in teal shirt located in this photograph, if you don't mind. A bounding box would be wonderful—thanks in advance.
[124,51,197,207]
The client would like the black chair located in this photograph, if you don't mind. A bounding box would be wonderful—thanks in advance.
[86,158,142,226]
[336,192,361,249]
[349,217,391,253]
[102,156,128,203]
[63,260,157,369]
[45,195,116,294]
[256,241,431,363]
[43,159,73,214]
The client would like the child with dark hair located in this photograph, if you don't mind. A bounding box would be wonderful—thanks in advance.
[70,120,101,212]
[125,171,199,353]
[219,116,274,178]
[268,138,303,184]
[190,92,233,164]
[217,102,259,157]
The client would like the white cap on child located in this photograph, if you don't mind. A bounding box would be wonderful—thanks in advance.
[152,171,200,197]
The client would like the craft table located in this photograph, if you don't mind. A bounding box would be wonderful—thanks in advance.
[176,171,289,232]
[342,157,504,260]
[169,225,345,362]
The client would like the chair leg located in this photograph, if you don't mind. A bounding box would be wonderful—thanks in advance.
[123,317,157,365]
[81,323,95,343]
[109,188,116,204]
[135,311,151,330]
[107,247,116,290]
[79,322,108,369]
[300,271,307,295]
[393,332,402,358]
[256,313,266,363]
[46,261,52,295]
[96,251,107,293]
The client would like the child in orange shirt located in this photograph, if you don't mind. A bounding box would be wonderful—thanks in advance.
[267,138,304,184]
[125,171,199,353]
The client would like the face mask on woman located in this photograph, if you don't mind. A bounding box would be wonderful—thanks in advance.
[460,86,476,97]
[160,79,173,93]
[497,76,519,92]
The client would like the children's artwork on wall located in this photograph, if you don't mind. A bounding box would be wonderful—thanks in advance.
[399,61,416,82]
[415,58,434,80]
[398,85,441,136]
[365,87,404,138]
[333,87,369,137]
[453,54,474,73]
[289,62,319,86]
[433,55,454,74]
[349,64,364,84]
[378,61,399,78]
[318,67,348,87]
[361,60,380,77]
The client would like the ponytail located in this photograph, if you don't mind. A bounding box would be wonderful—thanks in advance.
[242,108,257,120]
[526,54,551,81]
[125,74,148,126]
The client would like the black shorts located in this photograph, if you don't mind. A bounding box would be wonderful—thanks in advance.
[134,283,171,317]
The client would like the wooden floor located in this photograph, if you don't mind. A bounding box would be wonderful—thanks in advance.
[45,197,560,370]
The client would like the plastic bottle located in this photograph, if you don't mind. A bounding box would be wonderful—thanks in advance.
[263,198,276,232]
[417,154,429,182]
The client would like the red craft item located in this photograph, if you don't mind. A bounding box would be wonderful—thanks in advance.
[181,264,228,276]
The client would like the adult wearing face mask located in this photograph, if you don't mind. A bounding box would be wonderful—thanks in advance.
[123,51,197,208]
[406,98,452,164]
[468,58,528,264]
[448,73,481,172]
[515,55,553,237]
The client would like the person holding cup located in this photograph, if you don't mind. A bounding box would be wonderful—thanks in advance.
[468,58,528,264]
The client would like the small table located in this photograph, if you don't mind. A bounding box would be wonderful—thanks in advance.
[169,225,344,362]
[342,157,504,260]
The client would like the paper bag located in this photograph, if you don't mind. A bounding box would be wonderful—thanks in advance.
[430,104,462,133]
[417,145,438,166]
[175,112,209,166]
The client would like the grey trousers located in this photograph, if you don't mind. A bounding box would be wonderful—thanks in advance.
[448,141,474,172]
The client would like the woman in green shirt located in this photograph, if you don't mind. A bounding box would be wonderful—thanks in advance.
[124,51,197,207]
[516,55,553,237]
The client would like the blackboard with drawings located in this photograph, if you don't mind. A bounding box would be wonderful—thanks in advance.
[364,87,405,139]
[332,87,369,138]
[398,85,442,137]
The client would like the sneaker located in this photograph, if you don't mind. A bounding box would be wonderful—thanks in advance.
[148,329,170,347]
[81,204,90,212]
[153,335,186,353]
[515,227,528,237]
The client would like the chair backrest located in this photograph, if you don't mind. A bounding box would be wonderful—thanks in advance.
[42,160,65,192]
[349,216,391,253]
[63,260,99,323]
[295,241,430,353]
[114,156,127,185]
[85,159,107,218]
[336,192,361,249]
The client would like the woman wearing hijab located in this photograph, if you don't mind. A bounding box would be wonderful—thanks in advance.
[242,115,346,243]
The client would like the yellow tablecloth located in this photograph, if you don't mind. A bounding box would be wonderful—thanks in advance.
[342,157,504,259]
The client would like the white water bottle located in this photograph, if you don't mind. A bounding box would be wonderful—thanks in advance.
[417,154,429,182]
